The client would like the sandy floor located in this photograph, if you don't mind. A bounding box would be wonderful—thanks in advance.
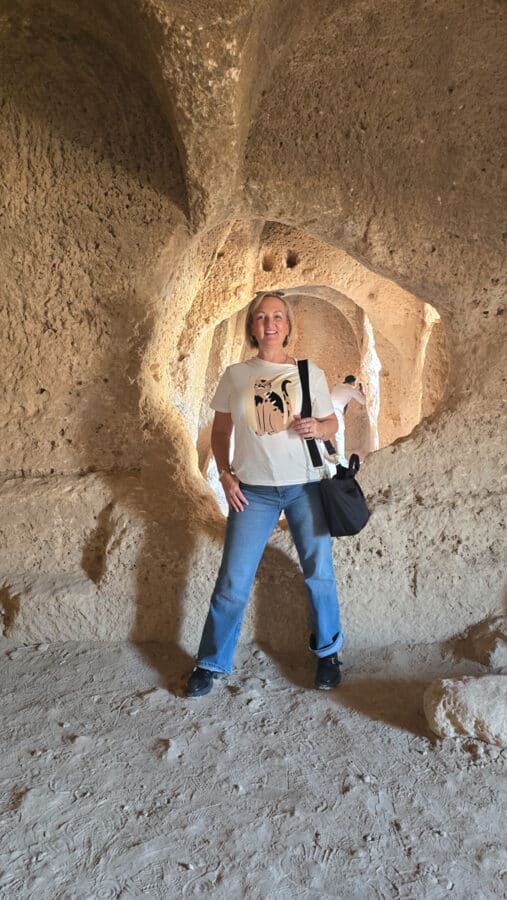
[0,639,505,899]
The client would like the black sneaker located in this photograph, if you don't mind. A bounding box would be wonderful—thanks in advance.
[186,667,220,698]
[315,653,342,690]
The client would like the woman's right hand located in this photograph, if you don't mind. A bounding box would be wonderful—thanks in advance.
[220,472,249,512]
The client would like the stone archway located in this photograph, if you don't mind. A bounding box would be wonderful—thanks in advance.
[150,219,448,516]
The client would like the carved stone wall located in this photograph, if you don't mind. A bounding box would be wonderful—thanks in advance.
[0,0,504,650]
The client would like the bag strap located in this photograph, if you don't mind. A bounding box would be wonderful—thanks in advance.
[297,359,327,469]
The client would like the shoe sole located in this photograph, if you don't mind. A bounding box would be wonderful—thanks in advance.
[186,680,216,698]
[186,672,225,698]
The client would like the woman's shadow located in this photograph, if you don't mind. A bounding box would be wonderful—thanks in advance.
[253,525,318,687]
[252,525,436,739]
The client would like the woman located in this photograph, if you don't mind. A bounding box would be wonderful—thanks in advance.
[186,291,344,697]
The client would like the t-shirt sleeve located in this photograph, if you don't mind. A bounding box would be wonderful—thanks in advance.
[310,363,335,418]
[210,368,232,413]
[352,388,366,406]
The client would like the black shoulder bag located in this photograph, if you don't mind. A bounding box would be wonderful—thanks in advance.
[298,359,370,537]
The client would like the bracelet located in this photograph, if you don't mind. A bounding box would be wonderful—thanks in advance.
[218,467,233,480]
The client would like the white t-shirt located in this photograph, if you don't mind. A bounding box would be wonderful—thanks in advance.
[211,358,334,486]
[331,383,366,413]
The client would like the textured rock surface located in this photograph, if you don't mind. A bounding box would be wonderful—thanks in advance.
[1,638,505,899]
[424,676,507,746]
[453,616,507,673]
[0,0,505,647]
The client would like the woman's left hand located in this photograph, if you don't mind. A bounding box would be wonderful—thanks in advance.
[291,415,321,440]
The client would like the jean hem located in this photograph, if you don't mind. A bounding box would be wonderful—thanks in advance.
[309,633,344,658]
[196,661,231,675]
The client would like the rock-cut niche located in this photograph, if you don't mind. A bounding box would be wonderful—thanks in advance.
[171,221,448,514]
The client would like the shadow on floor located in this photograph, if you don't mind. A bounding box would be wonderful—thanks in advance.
[243,646,434,739]
[132,641,194,699]
[332,677,434,739]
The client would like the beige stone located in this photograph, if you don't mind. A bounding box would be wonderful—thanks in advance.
[423,676,507,746]
[0,1,505,650]
[0,6,505,894]
[453,616,507,672]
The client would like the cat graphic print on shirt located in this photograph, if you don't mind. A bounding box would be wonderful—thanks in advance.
[210,358,334,486]
[246,371,297,435]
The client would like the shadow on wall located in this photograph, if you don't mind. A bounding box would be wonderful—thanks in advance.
[0,3,187,208]
[81,502,115,585]
[1,5,307,677]
[0,8,203,674]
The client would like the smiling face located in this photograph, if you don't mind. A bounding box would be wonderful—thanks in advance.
[249,296,291,351]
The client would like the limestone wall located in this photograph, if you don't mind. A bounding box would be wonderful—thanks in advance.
[0,0,505,651]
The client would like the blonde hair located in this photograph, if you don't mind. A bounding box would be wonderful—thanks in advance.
[245,291,294,349]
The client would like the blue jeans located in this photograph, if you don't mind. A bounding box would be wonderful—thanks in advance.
[197,481,343,674]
